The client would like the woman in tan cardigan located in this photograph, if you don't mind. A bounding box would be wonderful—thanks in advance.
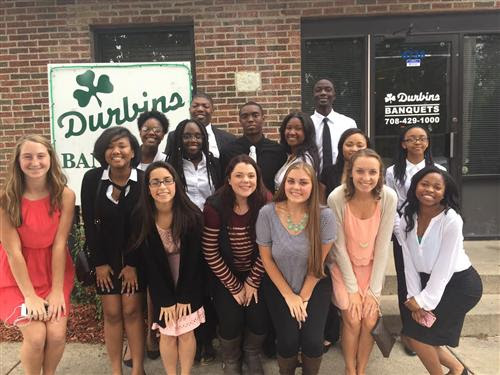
[327,149,397,375]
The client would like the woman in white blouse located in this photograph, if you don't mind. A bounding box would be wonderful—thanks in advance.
[274,112,320,191]
[397,166,482,375]
[385,125,445,356]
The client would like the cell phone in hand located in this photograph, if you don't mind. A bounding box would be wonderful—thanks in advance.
[20,303,49,317]
[419,310,436,328]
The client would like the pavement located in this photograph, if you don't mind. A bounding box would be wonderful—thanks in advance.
[1,336,499,374]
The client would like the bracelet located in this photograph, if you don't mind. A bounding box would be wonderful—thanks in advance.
[302,299,309,303]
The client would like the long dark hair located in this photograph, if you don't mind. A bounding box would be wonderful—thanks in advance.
[210,155,268,238]
[402,166,460,235]
[335,128,371,175]
[165,119,219,191]
[129,161,202,251]
[394,125,434,187]
[279,112,320,173]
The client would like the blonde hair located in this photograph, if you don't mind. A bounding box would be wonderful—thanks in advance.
[0,135,67,227]
[344,148,384,201]
[274,162,325,278]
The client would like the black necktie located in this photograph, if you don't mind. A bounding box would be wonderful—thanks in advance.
[322,118,333,169]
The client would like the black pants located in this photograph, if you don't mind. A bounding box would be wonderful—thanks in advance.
[262,275,332,358]
[393,235,412,329]
[212,276,268,340]
[324,302,341,344]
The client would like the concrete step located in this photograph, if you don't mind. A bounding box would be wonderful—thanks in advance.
[380,293,500,336]
[382,240,500,295]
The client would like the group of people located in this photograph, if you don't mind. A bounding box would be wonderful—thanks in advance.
[0,79,482,375]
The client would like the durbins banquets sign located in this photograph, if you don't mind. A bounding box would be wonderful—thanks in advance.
[48,63,191,204]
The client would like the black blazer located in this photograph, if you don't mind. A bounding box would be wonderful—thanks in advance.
[81,167,143,270]
[164,124,236,156]
[139,224,203,328]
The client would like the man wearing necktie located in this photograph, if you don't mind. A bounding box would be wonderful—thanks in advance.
[220,101,286,192]
[310,79,357,172]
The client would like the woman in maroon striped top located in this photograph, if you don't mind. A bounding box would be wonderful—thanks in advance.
[202,155,270,374]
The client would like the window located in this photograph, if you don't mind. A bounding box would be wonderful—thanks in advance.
[301,38,364,128]
[93,26,195,80]
[462,34,500,176]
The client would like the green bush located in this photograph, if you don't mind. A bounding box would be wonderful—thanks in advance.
[69,223,102,320]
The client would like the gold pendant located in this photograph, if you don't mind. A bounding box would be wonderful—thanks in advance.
[359,242,369,248]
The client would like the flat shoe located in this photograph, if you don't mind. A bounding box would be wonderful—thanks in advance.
[403,344,417,356]
[323,343,332,353]
[123,344,133,367]
[146,350,160,360]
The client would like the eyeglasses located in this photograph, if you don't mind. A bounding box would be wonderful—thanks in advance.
[141,126,163,135]
[182,133,203,141]
[404,136,429,144]
[149,178,175,187]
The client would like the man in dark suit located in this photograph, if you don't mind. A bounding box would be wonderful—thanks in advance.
[220,101,287,192]
[165,93,235,158]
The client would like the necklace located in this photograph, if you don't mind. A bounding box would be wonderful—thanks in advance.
[287,212,308,232]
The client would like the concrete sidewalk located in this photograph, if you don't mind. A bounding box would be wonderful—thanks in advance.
[1,336,499,374]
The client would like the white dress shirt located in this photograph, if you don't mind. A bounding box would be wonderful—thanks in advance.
[311,109,356,170]
[205,124,219,159]
[137,149,166,172]
[101,167,138,204]
[396,209,472,311]
[386,160,446,210]
[274,152,314,191]
[183,153,214,210]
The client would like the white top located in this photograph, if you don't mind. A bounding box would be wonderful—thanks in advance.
[386,159,446,210]
[274,152,314,191]
[311,109,357,170]
[183,153,214,210]
[205,124,219,159]
[396,209,472,311]
[101,167,138,204]
[137,149,166,172]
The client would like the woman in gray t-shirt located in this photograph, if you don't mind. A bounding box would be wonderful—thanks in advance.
[256,162,335,375]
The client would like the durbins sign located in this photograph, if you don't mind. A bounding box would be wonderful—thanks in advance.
[48,62,191,204]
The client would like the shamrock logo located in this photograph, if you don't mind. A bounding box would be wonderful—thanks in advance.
[384,93,396,103]
[73,70,113,108]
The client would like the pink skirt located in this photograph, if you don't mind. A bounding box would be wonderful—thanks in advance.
[152,307,205,337]
[330,261,373,310]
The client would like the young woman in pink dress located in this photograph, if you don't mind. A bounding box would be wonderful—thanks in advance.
[327,148,397,375]
[0,135,75,375]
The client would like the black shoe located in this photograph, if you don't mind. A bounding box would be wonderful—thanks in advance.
[146,349,160,360]
[403,344,417,356]
[202,342,216,364]
[323,342,332,353]
[123,344,133,368]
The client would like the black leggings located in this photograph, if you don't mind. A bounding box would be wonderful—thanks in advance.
[212,277,268,340]
[262,275,332,358]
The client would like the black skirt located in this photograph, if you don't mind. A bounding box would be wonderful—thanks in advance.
[402,266,482,347]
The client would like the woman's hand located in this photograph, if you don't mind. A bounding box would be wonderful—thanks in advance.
[24,294,48,321]
[362,293,379,319]
[243,282,258,306]
[404,297,421,313]
[46,289,66,321]
[159,305,177,326]
[176,303,192,320]
[284,293,308,323]
[95,265,114,292]
[411,309,427,325]
[119,265,138,295]
[348,292,363,321]
[232,287,246,306]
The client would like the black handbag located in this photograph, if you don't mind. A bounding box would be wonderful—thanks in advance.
[75,243,95,287]
[75,180,102,287]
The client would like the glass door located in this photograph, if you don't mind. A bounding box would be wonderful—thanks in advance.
[372,35,459,179]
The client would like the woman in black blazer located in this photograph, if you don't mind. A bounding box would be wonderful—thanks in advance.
[130,161,204,375]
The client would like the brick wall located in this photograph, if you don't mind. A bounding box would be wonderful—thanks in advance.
[0,0,498,183]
